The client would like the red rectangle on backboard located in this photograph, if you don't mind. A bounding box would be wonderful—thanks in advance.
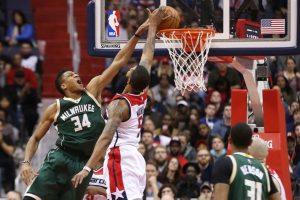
[252,133,281,150]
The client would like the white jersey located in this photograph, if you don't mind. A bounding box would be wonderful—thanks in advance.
[108,91,147,148]
[269,168,286,200]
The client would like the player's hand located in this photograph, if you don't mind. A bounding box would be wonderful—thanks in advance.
[20,163,39,185]
[72,169,89,188]
[149,7,166,26]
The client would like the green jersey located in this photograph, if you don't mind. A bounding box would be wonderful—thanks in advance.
[54,90,105,157]
[228,153,271,200]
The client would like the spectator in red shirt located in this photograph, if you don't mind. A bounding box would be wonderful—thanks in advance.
[168,137,188,170]
[6,53,37,89]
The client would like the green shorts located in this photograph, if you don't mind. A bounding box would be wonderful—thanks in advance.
[25,148,92,200]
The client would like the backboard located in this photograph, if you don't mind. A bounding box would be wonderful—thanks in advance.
[87,0,299,57]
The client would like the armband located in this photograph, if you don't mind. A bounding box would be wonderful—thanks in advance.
[83,166,91,173]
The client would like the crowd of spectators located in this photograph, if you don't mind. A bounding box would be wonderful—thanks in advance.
[0,1,41,197]
[0,0,299,199]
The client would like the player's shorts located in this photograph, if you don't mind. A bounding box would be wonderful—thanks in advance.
[103,145,146,200]
[24,147,92,200]
[83,168,107,200]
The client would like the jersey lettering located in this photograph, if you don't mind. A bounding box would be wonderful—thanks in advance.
[71,114,91,132]
[245,179,262,200]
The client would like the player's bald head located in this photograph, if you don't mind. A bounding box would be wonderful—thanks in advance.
[248,137,269,163]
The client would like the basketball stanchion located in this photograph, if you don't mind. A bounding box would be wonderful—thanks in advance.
[157,28,215,95]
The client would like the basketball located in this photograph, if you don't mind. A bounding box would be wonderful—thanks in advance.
[157,6,180,31]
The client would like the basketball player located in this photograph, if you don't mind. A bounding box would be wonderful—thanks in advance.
[72,8,165,200]
[249,137,287,200]
[212,123,280,200]
[19,16,150,200]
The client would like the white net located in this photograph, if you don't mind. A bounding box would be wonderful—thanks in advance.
[159,29,214,95]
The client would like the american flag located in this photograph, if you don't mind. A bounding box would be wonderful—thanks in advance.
[260,19,285,34]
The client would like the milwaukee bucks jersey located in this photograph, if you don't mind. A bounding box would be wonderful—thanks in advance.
[54,90,105,157]
[228,153,271,200]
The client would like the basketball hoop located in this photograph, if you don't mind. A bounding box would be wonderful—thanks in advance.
[157,28,215,94]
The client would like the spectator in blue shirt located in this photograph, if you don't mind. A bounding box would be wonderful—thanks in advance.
[5,10,34,46]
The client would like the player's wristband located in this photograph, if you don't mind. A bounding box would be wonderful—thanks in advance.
[21,160,31,165]
[134,33,141,38]
[83,166,91,173]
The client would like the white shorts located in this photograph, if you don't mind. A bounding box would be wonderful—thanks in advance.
[103,145,146,200]
[83,168,107,200]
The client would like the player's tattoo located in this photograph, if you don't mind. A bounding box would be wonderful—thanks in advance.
[104,99,128,139]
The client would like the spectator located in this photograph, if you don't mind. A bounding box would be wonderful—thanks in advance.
[20,41,40,73]
[155,113,178,138]
[280,56,300,92]
[196,148,213,184]
[206,90,224,117]
[138,141,147,159]
[199,102,221,130]
[141,130,155,161]
[0,41,12,64]
[5,10,34,46]
[178,132,197,162]
[292,122,300,166]
[174,99,190,130]
[207,62,241,91]
[168,137,188,169]
[158,157,181,186]
[151,57,175,87]
[210,136,227,163]
[198,182,213,200]
[176,162,201,199]
[5,70,39,138]
[211,103,231,146]
[0,109,18,146]
[157,183,177,200]
[0,119,16,193]
[286,101,300,129]
[144,160,162,199]
[193,123,211,149]
[287,108,300,133]
[6,53,38,89]
[154,145,168,173]
[0,56,11,88]
[144,90,163,127]
[151,74,178,111]
[274,74,296,105]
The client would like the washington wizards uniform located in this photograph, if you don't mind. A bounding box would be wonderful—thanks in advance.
[84,168,107,200]
[103,91,148,200]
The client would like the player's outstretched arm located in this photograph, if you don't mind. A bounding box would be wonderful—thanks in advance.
[139,7,164,73]
[72,99,129,188]
[20,103,57,185]
[85,20,149,99]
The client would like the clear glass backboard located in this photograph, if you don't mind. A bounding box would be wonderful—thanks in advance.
[87,0,299,57]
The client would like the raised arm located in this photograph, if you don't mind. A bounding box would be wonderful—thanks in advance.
[72,99,130,188]
[86,20,149,99]
[20,103,57,185]
[139,7,164,73]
